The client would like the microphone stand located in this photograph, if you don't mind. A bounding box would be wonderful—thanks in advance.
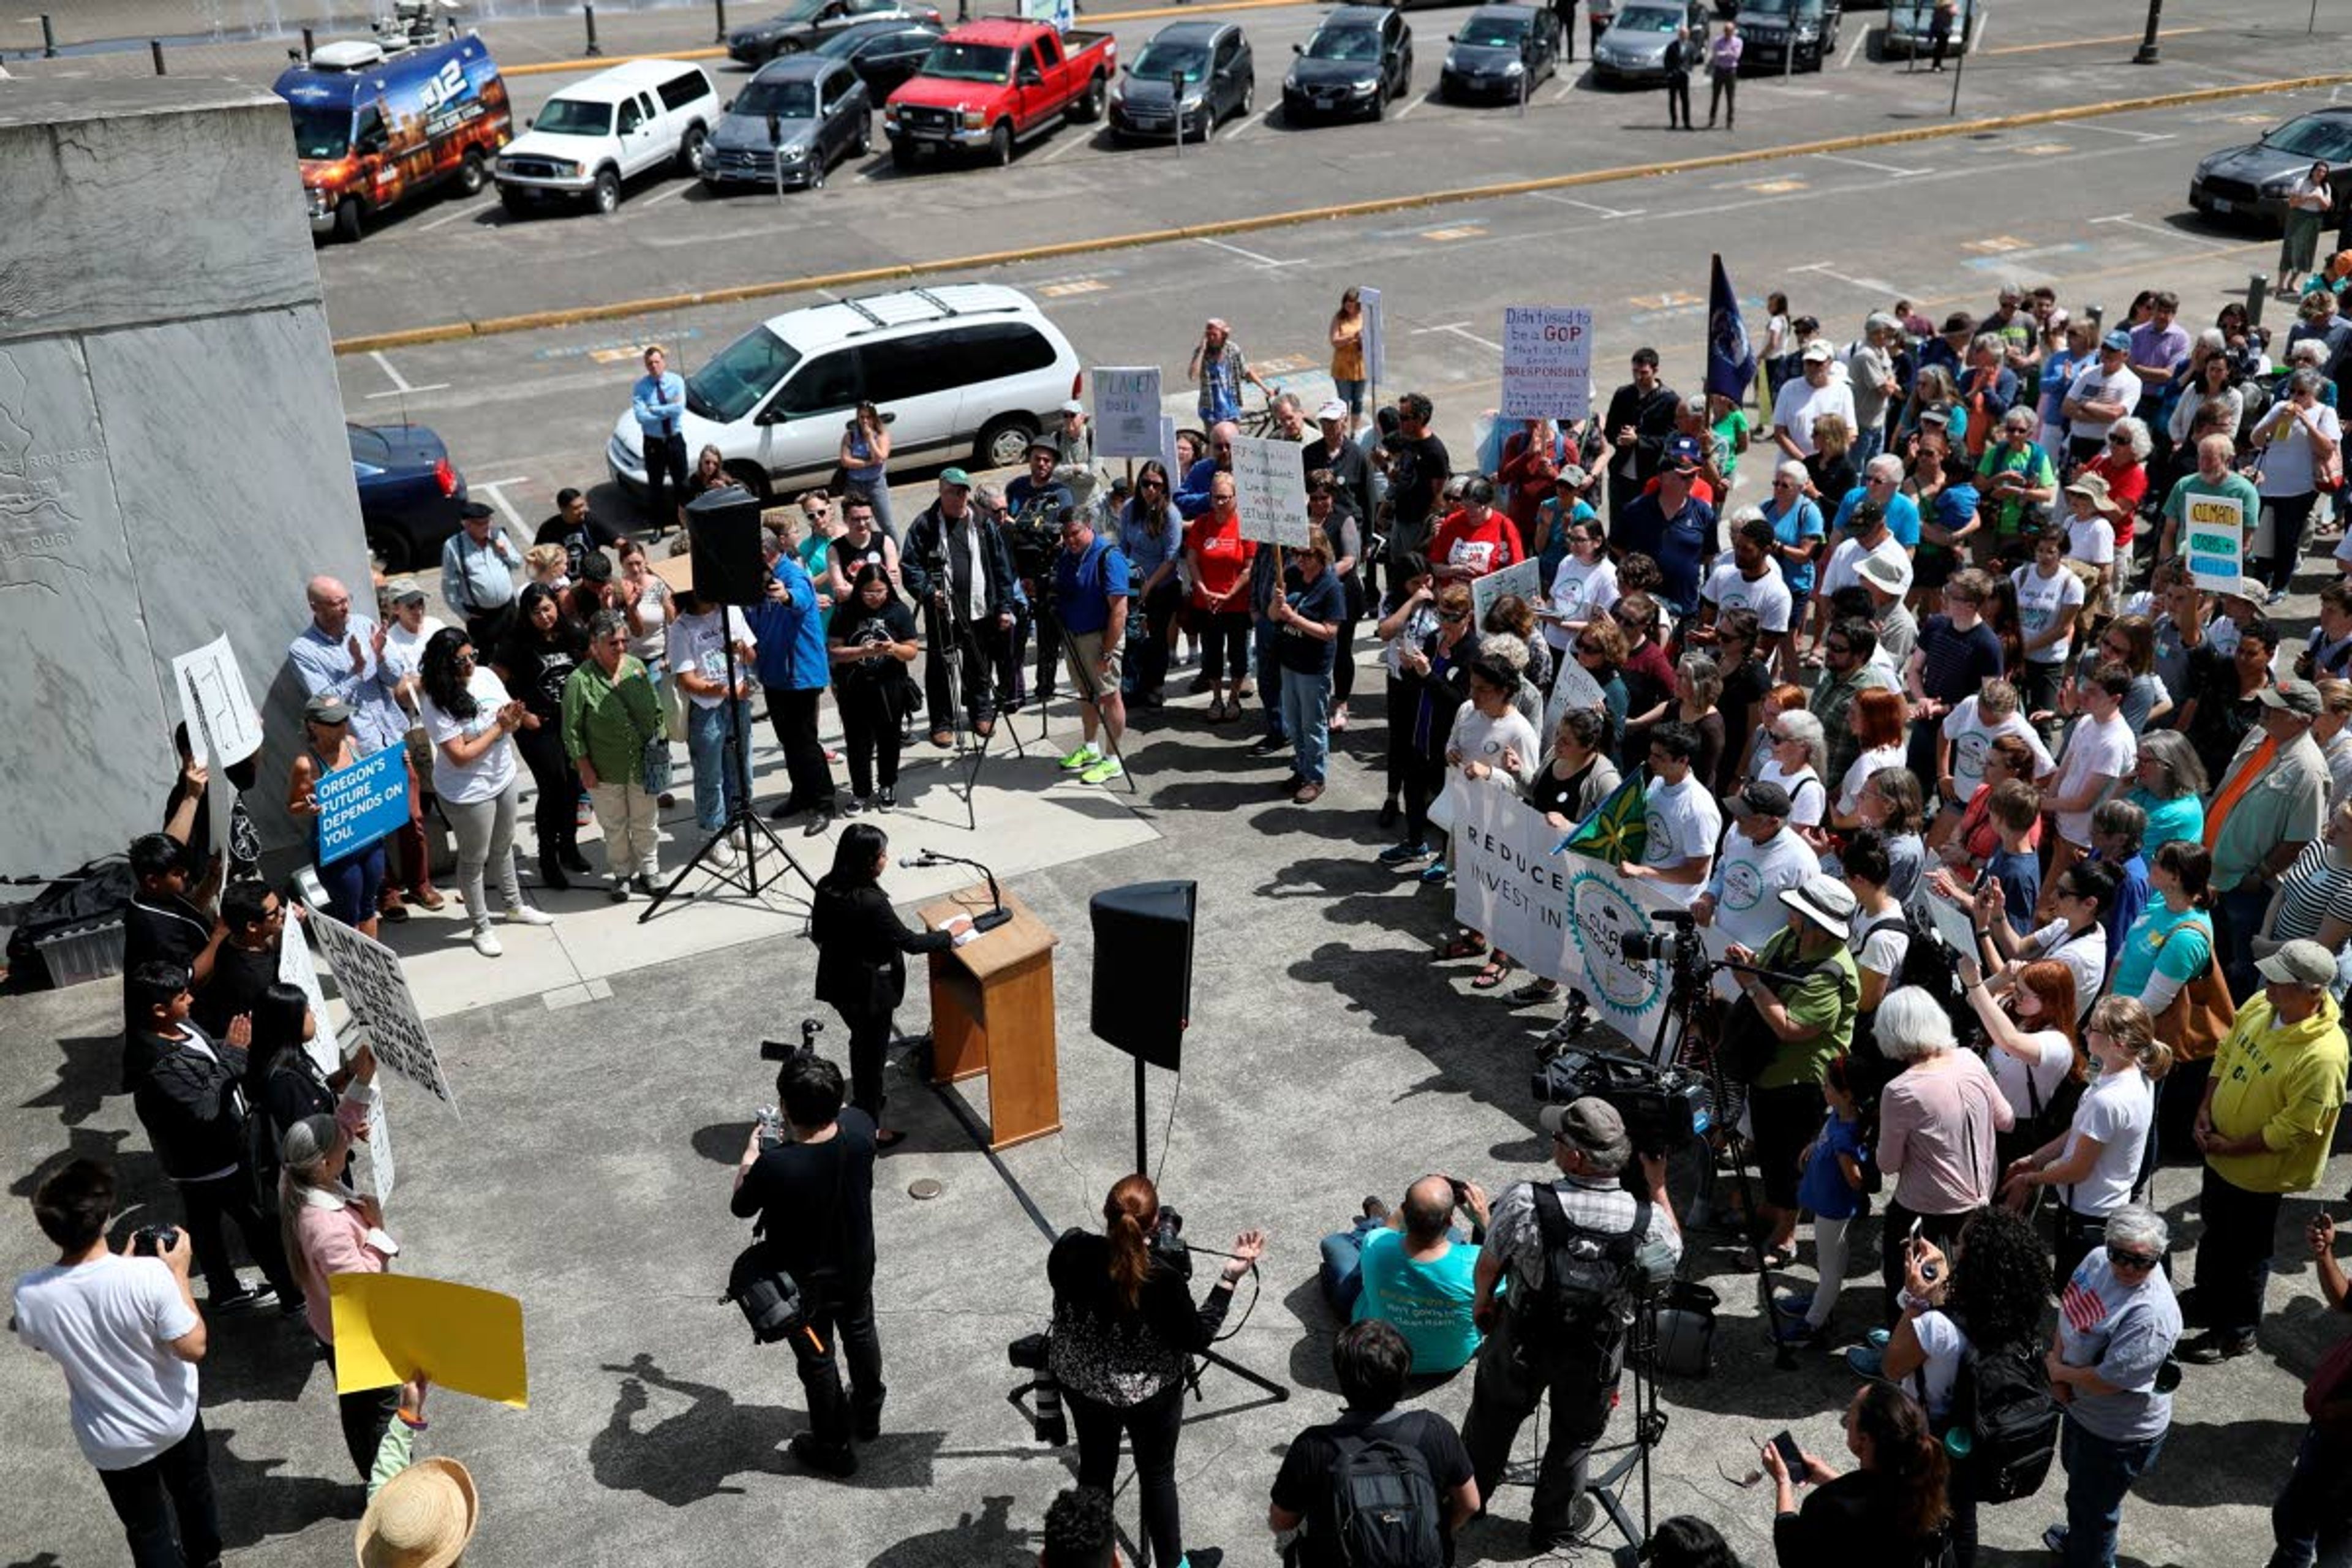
[913,850,1012,932]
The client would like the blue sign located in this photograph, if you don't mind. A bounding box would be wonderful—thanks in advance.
[315,749,409,867]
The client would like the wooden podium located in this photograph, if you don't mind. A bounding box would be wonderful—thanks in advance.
[916,883,1061,1150]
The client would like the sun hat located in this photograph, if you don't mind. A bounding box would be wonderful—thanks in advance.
[356,1458,478,1568]
[1778,875,1857,941]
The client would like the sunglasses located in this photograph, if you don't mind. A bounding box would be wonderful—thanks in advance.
[2108,434,2132,446]
[1768,729,1794,742]
[2107,1247,2160,1272]
[1440,609,1469,623]
[1575,641,1604,656]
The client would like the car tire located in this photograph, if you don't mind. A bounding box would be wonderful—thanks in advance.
[723,462,774,503]
[499,185,531,217]
[852,115,872,155]
[1241,77,1256,116]
[990,119,1014,166]
[332,195,364,243]
[1074,73,1106,121]
[678,123,707,176]
[592,167,622,214]
[978,414,1039,470]
[456,149,488,195]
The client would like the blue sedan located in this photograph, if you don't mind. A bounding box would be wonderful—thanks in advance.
[349,421,469,572]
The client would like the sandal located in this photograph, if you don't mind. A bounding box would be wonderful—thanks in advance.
[1733,1244,1798,1274]
[1471,957,1515,990]
[1438,932,1488,961]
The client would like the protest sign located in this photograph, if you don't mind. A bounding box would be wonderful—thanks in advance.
[1471,557,1542,627]
[1540,651,1610,741]
[331,1274,527,1408]
[1562,860,1687,1057]
[1921,884,1981,965]
[1359,286,1385,385]
[1500,307,1594,422]
[169,635,264,768]
[357,1093,395,1204]
[1158,417,1180,488]
[276,925,343,1076]
[2182,491,2245,592]
[1453,787,1577,984]
[311,913,453,1106]
[1093,367,1163,459]
[314,749,409,867]
[1229,434,1308,547]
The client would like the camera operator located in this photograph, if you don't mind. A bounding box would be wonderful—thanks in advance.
[1460,1098,1681,1555]
[1046,1174,1267,1568]
[729,1052,884,1479]
[902,468,1018,749]
[1005,443,1077,710]
[13,1158,220,1568]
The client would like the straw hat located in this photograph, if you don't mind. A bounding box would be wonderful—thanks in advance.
[356,1458,478,1568]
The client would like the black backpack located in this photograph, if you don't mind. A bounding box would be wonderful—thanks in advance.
[2021,1057,2087,1161]
[1947,1328,2061,1504]
[1518,1184,1651,1344]
[1323,1413,1445,1568]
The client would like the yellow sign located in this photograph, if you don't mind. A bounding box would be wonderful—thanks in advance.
[330,1274,529,1409]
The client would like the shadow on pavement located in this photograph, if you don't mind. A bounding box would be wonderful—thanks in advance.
[20,1031,121,1130]
[206,1424,364,1551]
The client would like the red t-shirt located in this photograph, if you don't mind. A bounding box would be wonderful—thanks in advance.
[1427,508,1525,580]
[1185,513,1256,609]
[1640,472,1719,508]
[2087,454,2146,547]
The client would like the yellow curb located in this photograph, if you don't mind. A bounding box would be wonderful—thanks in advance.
[330,69,2352,356]
[497,0,1303,77]
[1981,25,2206,57]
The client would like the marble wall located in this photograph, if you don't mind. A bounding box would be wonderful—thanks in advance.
[0,80,370,881]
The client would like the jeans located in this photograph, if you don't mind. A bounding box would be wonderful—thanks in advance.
[685,696,753,831]
[96,1413,222,1568]
[846,473,895,541]
[1281,665,1334,783]
[442,779,523,924]
[2270,1425,2352,1568]
[177,1168,296,1305]
[2060,1416,2166,1568]
[1319,1215,1385,1313]
[1461,1313,1623,1545]
[2195,1164,2283,1340]
[1853,424,1887,466]
[587,778,661,881]
[763,685,837,809]
[513,720,581,868]
[1254,617,1287,739]
[1068,1381,1188,1568]
[790,1278,884,1451]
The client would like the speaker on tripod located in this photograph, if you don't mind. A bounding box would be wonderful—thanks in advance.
[685,486,767,606]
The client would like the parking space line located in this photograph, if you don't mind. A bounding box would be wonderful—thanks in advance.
[364,350,448,401]
[1038,132,1095,164]
[469,477,533,535]
[1840,31,1866,69]
[1393,95,1423,119]
[1532,193,1645,219]
[1548,77,1577,102]
[2073,123,2174,143]
[1413,320,1505,353]
[2087,212,2239,251]
[638,181,693,207]
[415,198,494,234]
[1194,236,1304,267]
[1789,260,1920,298]
[1222,111,1265,142]
[1982,25,2203,57]
[1812,151,1927,177]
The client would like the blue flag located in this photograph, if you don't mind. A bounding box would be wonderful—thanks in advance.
[1705,253,1754,402]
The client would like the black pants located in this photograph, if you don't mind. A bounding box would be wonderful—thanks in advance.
[1751,1082,1823,1210]
[97,1413,222,1568]
[2262,494,2322,595]
[1461,1314,1623,1545]
[763,685,837,809]
[2155,1055,2212,1169]
[834,678,902,799]
[1403,751,1447,846]
[1333,619,1362,705]
[1068,1381,1187,1568]
[790,1278,884,1451]
[1708,69,1735,126]
[643,429,690,527]
[326,1343,399,1481]
[2195,1165,2283,1340]
[832,1001,895,1123]
[513,720,581,867]
[1947,1436,1984,1568]
[1928,24,1951,68]
[1556,0,1576,58]
[1134,581,1183,701]
[1199,608,1252,687]
[1666,74,1692,126]
[1880,1200,1973,1327]
[922,607,1005,733]
[461,604,514,658]
[177,1168,296,1305]
[1021,595,1063,704]
[1385,675,1417,801]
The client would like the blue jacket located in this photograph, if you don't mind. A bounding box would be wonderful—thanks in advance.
[747,557,829,692]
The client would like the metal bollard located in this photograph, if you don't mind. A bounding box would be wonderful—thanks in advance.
[2133,0,2163,63]
[584,2,602,56]
[715,0,728,43]
[151,37,165,73]
[2247,273,2269,330]
[301,25,314,61]
[40,12,56,57]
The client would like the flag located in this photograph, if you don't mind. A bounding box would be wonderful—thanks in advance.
[1558,772,1648,865]
[1705,254,1755,402]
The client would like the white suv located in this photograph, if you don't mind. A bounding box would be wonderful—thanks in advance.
[495,58,717,215]
[606,284,1084,502]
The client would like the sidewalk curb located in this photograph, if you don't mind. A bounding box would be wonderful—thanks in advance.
[332,70,2352,356]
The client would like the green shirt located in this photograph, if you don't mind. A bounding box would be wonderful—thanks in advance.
[2160,470,2261,535]
[559,654,663,785]
[2210,729,2329,892]
[1754,925,1860,1089]
[1712,407,1753,486]
[1975,439,2057,537]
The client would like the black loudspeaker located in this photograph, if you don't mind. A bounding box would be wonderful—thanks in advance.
[1089,881,1196,1072]
[685,486,766,606]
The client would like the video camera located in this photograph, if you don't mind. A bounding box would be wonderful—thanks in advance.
[753,1020,825,1147]
[1618,907,1698,965]
[1531,1047,1713,1156]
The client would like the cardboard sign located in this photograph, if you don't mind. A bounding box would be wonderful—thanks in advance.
[358,1091,395,1205]
[311,913,453,1106]
[331,1274,527,1408]
[2182,490,2245,592]
[1470,557,1544,628]
[1540,650,1611,741]
[314,749,409,867]
[169,635,265,768]
[1500,306,1595,422]
[1158,417,1180,487]
[1229,434,1308,547]
[1093,367,1164,460]
[276,926,344,1077]
[1359,285,1385,385]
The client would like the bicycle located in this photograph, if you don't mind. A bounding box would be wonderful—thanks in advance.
[1232,382,1286,439]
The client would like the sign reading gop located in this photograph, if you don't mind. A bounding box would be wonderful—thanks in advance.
[314,749,410,867]
[1500,307,1594,423]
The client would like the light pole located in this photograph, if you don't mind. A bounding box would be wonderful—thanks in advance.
[2133,0,2162,63]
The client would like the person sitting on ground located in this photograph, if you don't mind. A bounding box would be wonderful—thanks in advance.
[1762,1382,1951,1566]
[1317,1174,1492,1375]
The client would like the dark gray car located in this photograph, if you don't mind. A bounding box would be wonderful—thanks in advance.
[699,56,872,192]
[1283,6,1413,124]
[2190,108,2352,230]
[1439,5,1561,102]
[726,0,941,65]
[1591,2,1687,84]
[1110,20,1256,143]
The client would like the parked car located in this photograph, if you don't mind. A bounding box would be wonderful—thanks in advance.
[2190,107,2352,230]
[1882,0,1978,56]
[1110,20,1256,143]
[350,421,468,572]
[726,0,940,65]
[883,19,1117,168]
[700,56,872,191]
[1590,2,1687,84]
[605,285,1085,503]
[1737,0,1840,72]
[1439,5,1561,101]
[1282,6,1414,124]
[493,58,717,216]
[274,34,512,243]
[812,18,948,99]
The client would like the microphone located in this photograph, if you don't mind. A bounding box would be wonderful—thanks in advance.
[911,850,1012,933]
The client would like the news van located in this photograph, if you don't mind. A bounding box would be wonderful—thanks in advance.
[273,32,513,243]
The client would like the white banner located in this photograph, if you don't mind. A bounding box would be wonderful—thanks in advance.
[310,913,453,1106]
[1093,366,1163,459]
[1470,557,1544,628]
[1359,285,1385,385]
[276,924,344,1077]
[2182,490,2245,593]
[1230,434,1308,547]
[169,634,265,768]
[1500,306,1595,423]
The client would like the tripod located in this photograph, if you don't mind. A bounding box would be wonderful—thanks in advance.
[920,570,1025,832]
[1579,1299,1667,1567]
[1044,587,1140,795]
[639,623,816,922]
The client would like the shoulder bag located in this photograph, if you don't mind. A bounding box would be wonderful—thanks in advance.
[2153,917,2233,1063]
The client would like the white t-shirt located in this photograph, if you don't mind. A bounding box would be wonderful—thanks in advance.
[1544,554,1620,652]
[2049,711,2136,846]
[1988,1030,2077,1123]
[1709,824,1820,995]
[1851,905,1911,990]
[421,665,520,805]
[1836,743,1905,820]
[1770,376,1857,458]
[2256,402,2343,499]
[12,1255,199,1469]
[1643,772,1723,906]
[665,607,758,711]
[1818,534,1909,602]
[1701,560,1793,635]
[2012,562,2086,666]
[625,576,673,664]
[382,614,449,685]
[2028,919,2110,1018]
[2062,1066,2155,1218]
[1941,697,2056,800]
[2065,361,2143,442]
[1910,1309,1970,1420]
[1757,758,1826,829]
[2066,514,2116,568]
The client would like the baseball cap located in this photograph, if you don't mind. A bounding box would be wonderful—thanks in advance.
[2229,576,2267,606]
[304,694,353,725]
[1801,341,1834,363]
[2101,329,2132,352]
[1539,1098,1632,1170]
[1025,438,1058,458]
[386,577,425,605]
[1737,779,1793,818]
[1666,434,1705,468]
[1060,399,1084,415]
[2256,938,2337,987]
[1779,875,1858,941]
[1556,464,1591,490]
[939,467,973,489]
[2260,679,2324,718]
[1857,549,1914,597]
[1317,398,1350,423]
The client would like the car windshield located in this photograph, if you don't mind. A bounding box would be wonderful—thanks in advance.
[535,97,614,135]
[1305,27,1380,61]
[816,24,892,56]
[737,79,819,116]
[920,40,1014,81]
[769,0,831,23]
[688,326,804,424]
[288,105,350,159]
[1458,15,1527,46]
[1616,7,1683,31]
[2263,115,2352,163]
[1133,40,1210,81]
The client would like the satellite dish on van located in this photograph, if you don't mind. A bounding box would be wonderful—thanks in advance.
[309,39,388,70]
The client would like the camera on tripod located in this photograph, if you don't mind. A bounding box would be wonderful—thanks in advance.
[1007,1331,1068,1446]
[1149,1206,1191,1279]
[1531,1048,1713,1156]
[1618,907,1698,965]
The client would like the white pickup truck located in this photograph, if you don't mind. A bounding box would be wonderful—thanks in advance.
[493,58,718,215]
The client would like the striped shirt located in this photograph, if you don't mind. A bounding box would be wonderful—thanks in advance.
[2272,838,2352,944]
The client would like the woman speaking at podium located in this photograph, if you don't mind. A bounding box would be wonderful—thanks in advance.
[810,824,968,1149]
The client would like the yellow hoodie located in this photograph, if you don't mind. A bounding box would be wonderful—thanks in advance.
[2207,992,2350,1196]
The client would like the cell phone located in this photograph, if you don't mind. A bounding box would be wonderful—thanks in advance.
[1770,1430,1805,1475]
[1449,1178,1471,1207]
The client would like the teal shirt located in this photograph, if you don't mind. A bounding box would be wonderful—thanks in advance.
[1352,1229,1483,1373]
[2125,786,2204,853]
[2111,903,2213,1003]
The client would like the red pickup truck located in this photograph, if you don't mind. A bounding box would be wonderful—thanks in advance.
[883,18,1116,168]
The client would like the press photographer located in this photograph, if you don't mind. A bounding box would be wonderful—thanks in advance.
[901,469,1018,748]
[1460,1098,1681,1556]
[1045,1175,1267,1568]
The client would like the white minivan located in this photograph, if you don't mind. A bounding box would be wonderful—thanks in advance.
[606,285,1084,503]
[495,58,717,215]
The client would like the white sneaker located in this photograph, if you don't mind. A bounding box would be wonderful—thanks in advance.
[709,838,738,869]
[470,924,503,957]
[505,903,556,927]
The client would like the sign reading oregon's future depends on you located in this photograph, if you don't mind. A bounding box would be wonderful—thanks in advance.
[314,750,410,867]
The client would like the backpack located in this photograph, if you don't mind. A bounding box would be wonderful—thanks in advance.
[1323,1413,1445,1568]
[1517,1183,1651,1344]
[1947,1328,2061,1504]
[2021,1055,2087,1161]
[1853,910,1967,1080]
